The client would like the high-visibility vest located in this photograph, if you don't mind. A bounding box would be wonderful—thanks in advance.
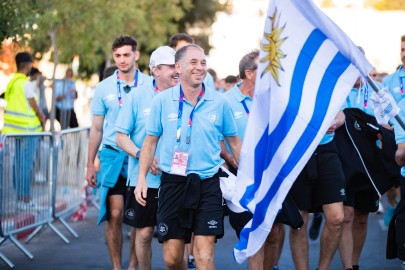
[2,73,42,134]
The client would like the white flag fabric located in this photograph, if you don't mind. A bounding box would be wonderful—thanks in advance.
[232,0,373,263]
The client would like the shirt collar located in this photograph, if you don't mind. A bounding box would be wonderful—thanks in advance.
[234,82,252,102]
[172,82,213,101]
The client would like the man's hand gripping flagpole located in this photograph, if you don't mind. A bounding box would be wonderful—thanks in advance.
[368,76,405,130]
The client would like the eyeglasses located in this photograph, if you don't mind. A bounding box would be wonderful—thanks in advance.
[123,85,132,93]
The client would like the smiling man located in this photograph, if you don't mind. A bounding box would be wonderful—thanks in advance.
[135,44,242,270]
[115,45,178,270]
[85,35,151,270]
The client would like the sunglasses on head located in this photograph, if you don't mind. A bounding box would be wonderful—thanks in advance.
[123,85,132,93]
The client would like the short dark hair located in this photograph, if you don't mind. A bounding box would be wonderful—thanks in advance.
[168,33,194,49]
[112,35,137,52]
[239,50,259,80]
[175,44,203,63]
[401,35,405,42]
[225,75,237,84]
[15,52,33,71]
[29,67,41,76]
[207,68,217,81]
[103,66,118,78]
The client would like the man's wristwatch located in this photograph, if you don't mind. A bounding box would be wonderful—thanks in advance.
[135,150,141,159]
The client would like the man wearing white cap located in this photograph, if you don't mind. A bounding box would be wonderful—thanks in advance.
[115,46,178,270]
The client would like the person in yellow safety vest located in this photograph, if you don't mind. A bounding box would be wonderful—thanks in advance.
[3,52,45,134]
[2,52,46,212]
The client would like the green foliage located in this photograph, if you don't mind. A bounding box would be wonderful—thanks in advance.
[0,0,40,43]
[365,0,405,10]
[2,0,226,77]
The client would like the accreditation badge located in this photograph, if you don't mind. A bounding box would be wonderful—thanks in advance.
[170,149,190,176]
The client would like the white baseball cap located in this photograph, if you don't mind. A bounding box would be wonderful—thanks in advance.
[149,46,176,70]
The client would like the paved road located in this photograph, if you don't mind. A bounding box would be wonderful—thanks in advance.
[1,205,404,270]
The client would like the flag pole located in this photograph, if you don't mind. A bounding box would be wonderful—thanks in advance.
[366,75,405,131]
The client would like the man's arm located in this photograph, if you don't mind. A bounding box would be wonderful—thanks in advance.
[225,135,242,166]
[135,135,159,206]
[395,143,405,166]
[116,131,138,158]
[85,115,104,188]
[27,98,45,126]
[220,140,238,169]
[326,111,345,133]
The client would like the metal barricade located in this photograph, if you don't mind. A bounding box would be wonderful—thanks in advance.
[0,132,68,268]
[51,127,89,238]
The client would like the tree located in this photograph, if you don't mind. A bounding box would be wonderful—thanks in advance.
[176,0,231,52]
[0,0,39,44]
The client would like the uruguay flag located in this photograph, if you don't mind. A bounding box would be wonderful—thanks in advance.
[233,0,373,263]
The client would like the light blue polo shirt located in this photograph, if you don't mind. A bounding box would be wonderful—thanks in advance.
[91,70,152,148]
[115,81,161,188]
[146,84,238,179]
[223,82,251,142]
[345,81,382,117]
[393,98,405,176]
[383,66,405,103]
[55,79,76,109]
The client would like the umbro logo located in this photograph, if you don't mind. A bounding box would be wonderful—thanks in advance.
[143,108,151,115]
[168,113,178,121]
[207,220,218,229]
[234,111,243,119]
[105,94,116,101]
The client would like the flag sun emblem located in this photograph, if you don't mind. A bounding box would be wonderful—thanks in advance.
[260,8,287,86]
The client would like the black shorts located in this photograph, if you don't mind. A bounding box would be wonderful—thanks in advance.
[344,174,379,212]
[290,141,346,213]
[156,172,224,243]
[107,174,126,196]
[123,187,158,228]
[228,211,252,239]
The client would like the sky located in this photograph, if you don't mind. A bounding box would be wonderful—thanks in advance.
[208,0,405,78]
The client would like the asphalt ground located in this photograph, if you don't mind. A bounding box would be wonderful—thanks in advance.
[1,205,404,270]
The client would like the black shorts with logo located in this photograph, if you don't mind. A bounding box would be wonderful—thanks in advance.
[123,187,158,228]
[290,141,347,213]
[156,172,224,244]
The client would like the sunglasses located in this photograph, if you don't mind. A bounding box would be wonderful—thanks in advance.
[123,85,132,93]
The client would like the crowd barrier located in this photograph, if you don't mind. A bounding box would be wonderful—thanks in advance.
[0,127,90,268]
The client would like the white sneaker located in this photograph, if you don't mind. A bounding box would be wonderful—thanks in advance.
[17,201,46,212]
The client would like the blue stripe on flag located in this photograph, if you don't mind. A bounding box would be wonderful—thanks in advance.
[240,29,327,208]
[237,52,351,253]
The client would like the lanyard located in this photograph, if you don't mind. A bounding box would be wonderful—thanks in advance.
[176,85,205,145]
[400,76,404,95]
[241,99,250,116]
[116,69,138,107]
[363,83,368,108]
[153,79,159,94]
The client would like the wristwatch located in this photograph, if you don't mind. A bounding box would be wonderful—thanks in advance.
[135,150,141,159]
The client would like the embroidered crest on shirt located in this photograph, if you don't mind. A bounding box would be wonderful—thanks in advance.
[208,112,219,122]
